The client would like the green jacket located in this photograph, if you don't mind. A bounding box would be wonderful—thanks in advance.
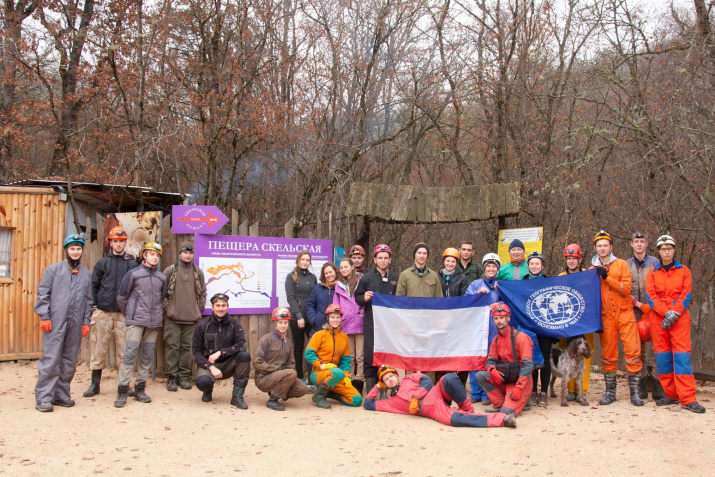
[396,266,443,298]
[458,259,484,285]
[496,260,528,281]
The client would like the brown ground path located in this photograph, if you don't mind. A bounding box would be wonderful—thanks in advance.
[1,362,712,476]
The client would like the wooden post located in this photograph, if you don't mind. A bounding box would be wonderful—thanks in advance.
[284,217,294,238]
[231,209,238,235]
[239,220,249,236]
[249,221,260,237]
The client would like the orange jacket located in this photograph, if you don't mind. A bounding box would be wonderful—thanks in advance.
[591,257,632,317]
[304,327,352,375]
[645,261,692,318]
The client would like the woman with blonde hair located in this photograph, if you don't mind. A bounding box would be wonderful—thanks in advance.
[284,250,317,382]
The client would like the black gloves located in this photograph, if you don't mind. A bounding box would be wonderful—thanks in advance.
[596,266,608,279]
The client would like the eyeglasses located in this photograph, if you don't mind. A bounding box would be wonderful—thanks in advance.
[211,294,229,304]
[181,246,194,252]
[274,312,290,318]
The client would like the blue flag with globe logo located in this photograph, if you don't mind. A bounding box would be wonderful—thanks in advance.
[497,269,603,338]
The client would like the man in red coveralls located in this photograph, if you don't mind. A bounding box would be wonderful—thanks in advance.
[363,365,515,428]
[475,302,534,415]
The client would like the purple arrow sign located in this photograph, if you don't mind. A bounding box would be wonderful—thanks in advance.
[172,206,229,234]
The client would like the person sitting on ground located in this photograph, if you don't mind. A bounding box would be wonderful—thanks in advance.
[253,307,316,411]
[192,293,252,409]
[476,302,534,415]
[363,365,516,428]
[304,304,363,408]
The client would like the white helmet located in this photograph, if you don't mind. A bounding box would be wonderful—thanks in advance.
[655,234,676,249]
[482,253,501,268]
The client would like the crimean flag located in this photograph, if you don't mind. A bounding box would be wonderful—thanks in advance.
[372,293,496,372]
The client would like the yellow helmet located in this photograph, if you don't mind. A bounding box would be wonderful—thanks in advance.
[143,242,163,256]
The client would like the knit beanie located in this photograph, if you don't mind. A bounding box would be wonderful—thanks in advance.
[509,239,525,251]
[413,242,429,257]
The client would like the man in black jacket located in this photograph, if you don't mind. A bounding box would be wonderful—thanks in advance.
[192,293,252,409]
[84,227,138,398]
[354,244,399,392]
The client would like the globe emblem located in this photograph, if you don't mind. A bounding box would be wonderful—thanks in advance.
[527,288,584,327]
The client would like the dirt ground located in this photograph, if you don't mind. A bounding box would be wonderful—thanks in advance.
[1,361,712,477]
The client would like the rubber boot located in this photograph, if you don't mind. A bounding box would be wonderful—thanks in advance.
[133,381,152,403]
[365,377,377,394]
[599,372,617,405]
[638,373,648,400]
[379,388,388,400]
[312,384,332,409]
[83,369,102,397]
[114,385,129,408]
[266,394,285,411]
[352,379,364,396]
[650,376,665,401]
[628,373,644,406]
[230,386,248,409]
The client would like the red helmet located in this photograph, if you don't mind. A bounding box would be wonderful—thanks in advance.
[490,302,511,317]
[349,245,366,257]
[638,319,651,342]
[373,244,392,256]
[325,303,343,317]
[564,244,583,258]
[271,307,291,321]
[107,226,128,240]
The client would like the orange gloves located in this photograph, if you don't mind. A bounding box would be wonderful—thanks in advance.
[409,398,420,415]
[82,325,90,337]
[40,320,52,333]
[487,366,504,384]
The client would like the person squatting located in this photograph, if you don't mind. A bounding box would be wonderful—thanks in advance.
[33,233,706,417]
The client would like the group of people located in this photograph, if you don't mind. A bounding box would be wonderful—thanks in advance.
[33,226,705,424]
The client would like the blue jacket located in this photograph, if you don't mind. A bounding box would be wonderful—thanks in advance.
[306,283,336,337]
[464,278,500,304]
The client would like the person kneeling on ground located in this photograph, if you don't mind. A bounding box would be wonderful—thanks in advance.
[476,302,534,415]
[192,293,251,409]
[304,304,363,408]
[364,366,516,428]
[253,307,316,411]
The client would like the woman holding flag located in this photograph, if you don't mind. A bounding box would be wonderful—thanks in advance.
[523,251,551,408]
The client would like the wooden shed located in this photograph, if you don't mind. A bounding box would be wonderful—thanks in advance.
[0,181,184,361]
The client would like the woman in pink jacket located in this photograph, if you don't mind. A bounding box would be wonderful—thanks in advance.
[334,258,365,394]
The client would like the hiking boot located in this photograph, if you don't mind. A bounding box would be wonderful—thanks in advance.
[201,391,213,403]
[166,374,178,392]
[502,413,517,428]
[566,392,577,402]
[482,398,491,406]
[83,369,102,397]
[537,392,548,407]
[312,384,332,409]
[628,373,644,406]
[114,385,129,408]
[51,398,75,407]
[682,402,705,413]
[656,396,680,406]
[305,385,317,394]
[36,402,54,412]
[470,398,481,403]
[484,405,501,413]
[599,372,617,405]
[133,381,152,403]
[266,395,285,411]
[177,377,192,390]
[230,386,248,409]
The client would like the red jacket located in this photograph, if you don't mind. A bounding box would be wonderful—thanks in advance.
[364,373,433,414]
[486,325,534,378]
[645,261,692,318]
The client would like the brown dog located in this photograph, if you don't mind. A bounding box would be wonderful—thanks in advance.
[549,337,592,407]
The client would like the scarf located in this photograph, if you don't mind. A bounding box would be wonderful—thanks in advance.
[483,276,497,289]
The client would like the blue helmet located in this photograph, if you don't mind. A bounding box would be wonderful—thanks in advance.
[63,233,85,249]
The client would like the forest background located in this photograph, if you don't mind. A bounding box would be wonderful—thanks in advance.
[1,0,714,301]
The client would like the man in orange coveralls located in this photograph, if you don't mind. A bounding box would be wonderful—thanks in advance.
[363,365,516,428]
[590,230,643,406]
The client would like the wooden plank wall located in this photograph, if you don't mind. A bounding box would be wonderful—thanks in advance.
[0,190,65,360]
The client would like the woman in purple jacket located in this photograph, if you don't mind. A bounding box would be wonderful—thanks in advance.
[334,258,366,394]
